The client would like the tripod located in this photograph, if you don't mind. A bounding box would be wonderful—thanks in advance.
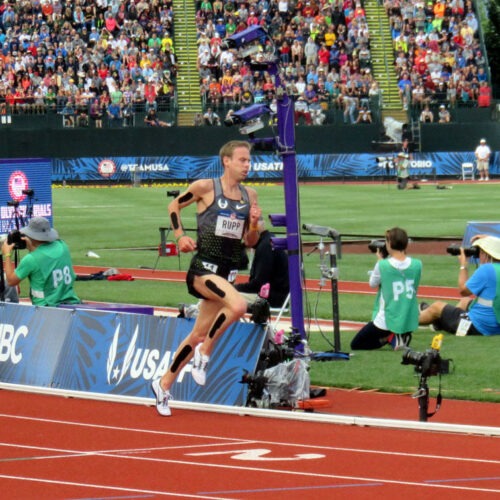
[303,224,350,361]
[0,254,5,302]
[152,190,182,271]
[24,190,35,220]
[153,225,181,271]
[412,374,443,422]
[6,201,27,267]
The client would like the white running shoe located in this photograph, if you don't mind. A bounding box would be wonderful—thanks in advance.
[152,379,172,416]
[485,176,489,181]
[192,344,210,386]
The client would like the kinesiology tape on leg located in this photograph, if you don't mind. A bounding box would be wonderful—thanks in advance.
[209,313,226,339]
[205,279,226,298]
[170,344,192,373]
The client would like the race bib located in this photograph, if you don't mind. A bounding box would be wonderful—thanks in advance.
[215,211,245,239]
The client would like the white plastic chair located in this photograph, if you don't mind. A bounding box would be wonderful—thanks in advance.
[461,162,474,180]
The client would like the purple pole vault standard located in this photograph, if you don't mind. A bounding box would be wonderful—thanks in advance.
[274,91,306,340]
[223,26,307,340]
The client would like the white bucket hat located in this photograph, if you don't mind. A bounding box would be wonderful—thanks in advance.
[472,236,500,260]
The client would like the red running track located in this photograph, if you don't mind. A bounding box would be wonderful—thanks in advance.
[3,267,498,497]
[74,266,461,300]
[0,390,499,499]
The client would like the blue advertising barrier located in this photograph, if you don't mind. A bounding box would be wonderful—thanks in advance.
[463,221,500,246]
[51,152,499,183]
[0,303,266,406]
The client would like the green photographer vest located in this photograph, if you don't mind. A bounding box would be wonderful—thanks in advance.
[372,258,422,333]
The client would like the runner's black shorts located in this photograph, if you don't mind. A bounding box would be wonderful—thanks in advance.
[186,254,238,300]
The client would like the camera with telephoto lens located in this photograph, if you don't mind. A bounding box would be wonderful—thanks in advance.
[368,239,389,259]
[401,348,450,377]
[6,230,27,250]
[167,190,180,198]
[446,244,480,258]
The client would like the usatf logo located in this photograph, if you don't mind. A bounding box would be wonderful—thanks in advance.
[106,323,191,385]
[97,159,117,178]
[8,171,29,202]
[107,324,138,384]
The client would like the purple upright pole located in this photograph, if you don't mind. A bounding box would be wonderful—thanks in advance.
[274,91,306,340]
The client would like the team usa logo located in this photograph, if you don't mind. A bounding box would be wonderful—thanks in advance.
[8,170,29,202]
[98,159,117,178]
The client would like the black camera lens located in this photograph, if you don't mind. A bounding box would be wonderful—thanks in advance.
[368,239,388,259]
[446,244,461,256]
[446,244,480,258]
[167,190,180,197]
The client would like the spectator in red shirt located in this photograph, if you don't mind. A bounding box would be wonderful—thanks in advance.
[143,80,157,112]
[317,42,330,68]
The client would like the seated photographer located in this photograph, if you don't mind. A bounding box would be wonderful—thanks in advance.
[350,227,422,350]
[235,217,290,310]
[419,236,500,336]
[1,217,81,307]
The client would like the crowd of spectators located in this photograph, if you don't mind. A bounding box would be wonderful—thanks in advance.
[389,0,492,122]
[0,0,176,126]
[0,0,491,128]
[196,0,381,126]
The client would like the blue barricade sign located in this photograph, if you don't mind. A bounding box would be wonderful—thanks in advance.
[0,303,266,406]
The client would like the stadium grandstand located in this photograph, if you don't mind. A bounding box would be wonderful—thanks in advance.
[0,0,498,157]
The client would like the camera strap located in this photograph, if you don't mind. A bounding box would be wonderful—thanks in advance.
[426,375,443,419]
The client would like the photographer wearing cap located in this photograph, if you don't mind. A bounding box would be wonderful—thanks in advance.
[1,217,80,307]
[351,227,422,350]
[419,235,500,336]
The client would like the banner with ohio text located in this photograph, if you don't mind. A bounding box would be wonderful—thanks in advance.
[0,303,266,405]
[51,152,499,183]
[0,158,52,236]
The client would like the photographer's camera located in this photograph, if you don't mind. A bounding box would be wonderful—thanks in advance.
[368,239,389,259]
[401,347,450,377]
[446,244,480,258]
[6,230,27,250]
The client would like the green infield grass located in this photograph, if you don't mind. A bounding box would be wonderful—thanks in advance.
[13,182,499,403]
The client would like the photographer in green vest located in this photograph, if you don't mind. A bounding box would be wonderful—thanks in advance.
[351,227,422,350]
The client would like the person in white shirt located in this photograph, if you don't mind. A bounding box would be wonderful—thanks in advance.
[474,138,492,181]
